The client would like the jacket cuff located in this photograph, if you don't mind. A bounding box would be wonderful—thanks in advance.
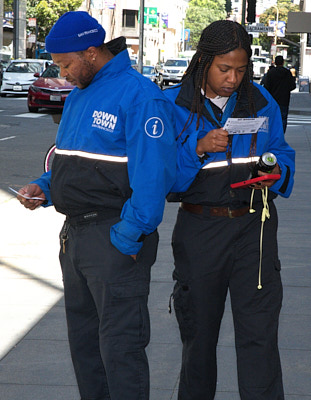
[31,176,52,207]
[110,220,143,255]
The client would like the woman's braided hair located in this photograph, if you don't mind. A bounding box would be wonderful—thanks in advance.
[181,20,257,155]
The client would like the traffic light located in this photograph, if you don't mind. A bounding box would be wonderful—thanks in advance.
[247,0,256,23]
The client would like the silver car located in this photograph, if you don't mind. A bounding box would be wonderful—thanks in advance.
[132,65,159,84]
[158,58,190,87]
[0,59,49,96]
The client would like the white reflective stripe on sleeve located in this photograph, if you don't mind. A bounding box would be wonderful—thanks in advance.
[55,148,128,163]
[202,160,228,169]
[202,156,259,169]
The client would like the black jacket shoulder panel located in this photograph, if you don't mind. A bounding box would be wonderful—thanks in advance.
[175,76,269,122]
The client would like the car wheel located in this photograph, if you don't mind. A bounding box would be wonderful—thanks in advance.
[28,105,39,113]
[0,93,6,97]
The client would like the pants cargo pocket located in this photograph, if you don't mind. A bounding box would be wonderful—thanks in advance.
[108,280,150,350]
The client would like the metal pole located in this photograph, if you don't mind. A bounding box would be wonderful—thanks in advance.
[13,0,19,59]
[13,0,26,59]
[241,0,247,26]
[271,5,279,62]
[182,18,185,53]
[0,0,3,61]
[273,6,279,46]
[138,0,144,74]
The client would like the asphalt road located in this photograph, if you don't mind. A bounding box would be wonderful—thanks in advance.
[0,96,60,195]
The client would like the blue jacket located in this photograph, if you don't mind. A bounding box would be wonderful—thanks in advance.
[163,77,295,206]
[33,48,176,255]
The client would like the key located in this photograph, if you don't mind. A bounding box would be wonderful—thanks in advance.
[61,233,68,254]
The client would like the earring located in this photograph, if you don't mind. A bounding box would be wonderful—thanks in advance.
[93,57,96,61]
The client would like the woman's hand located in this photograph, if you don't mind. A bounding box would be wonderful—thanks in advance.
[249,164,281,189]
[196,128,229,155]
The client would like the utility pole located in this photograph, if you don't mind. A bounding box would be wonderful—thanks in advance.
[13,0,27,59]
[138,0,144,74]
[272,5,279,46]
[0,1,3,61]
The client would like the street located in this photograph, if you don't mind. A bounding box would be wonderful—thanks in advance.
[0,96,59,194]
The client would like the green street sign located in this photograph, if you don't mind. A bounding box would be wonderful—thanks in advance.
[144,7,158,25]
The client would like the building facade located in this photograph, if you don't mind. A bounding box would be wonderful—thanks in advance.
[80,0,189,65]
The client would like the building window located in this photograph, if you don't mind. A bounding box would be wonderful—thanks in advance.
[122,9,137,28]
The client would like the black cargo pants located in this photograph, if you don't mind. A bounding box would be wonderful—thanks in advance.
[172,202,284,400]
[59,214,159,400]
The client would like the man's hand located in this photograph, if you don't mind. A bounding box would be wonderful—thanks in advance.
[130,254,137,261]
[196,128,229,155]
[17,184,46,210]
[249,164,281,189]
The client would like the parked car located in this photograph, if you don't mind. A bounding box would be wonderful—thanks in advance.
[27,63,75,113]
[0,60,10,86]
[130,57,138,66]
[0,59,50,96]
[38,51,52,60]
[157,58,190,87]
[132,65,159,83]
[252,56,271,80]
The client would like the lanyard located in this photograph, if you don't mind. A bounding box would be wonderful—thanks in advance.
[204,92,237,128]
[204,93,237,160]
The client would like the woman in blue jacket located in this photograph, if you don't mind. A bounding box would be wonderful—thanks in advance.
[164,20,295,400]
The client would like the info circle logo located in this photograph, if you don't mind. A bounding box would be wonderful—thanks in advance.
[145,117,164,138]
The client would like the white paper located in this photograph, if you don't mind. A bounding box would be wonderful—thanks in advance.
[9,187,45,201]
[223,117,267,135]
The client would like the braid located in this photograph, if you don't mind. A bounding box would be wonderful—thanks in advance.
[181,20,257,155]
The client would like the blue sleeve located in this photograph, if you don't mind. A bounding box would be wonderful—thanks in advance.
[264,100,295,198]
[110,98,176,255]
[169,128,222,192]
[31,171,53,207]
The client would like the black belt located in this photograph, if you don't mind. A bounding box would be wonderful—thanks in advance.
[180,202,249,218]
[66,209,121,225]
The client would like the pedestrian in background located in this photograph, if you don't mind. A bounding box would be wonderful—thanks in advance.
[17,11,176,400]
[264,55,296,133]
[164,20,295,400]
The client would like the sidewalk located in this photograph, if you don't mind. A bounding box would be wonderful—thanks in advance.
[0,91,310,400]
[289,89,311,115]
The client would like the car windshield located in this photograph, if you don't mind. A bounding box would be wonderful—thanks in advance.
[6,62,44,73]
[252,57,267,63]
[165,60,188,67]
[41,64,60,78]
[143,66,155,74]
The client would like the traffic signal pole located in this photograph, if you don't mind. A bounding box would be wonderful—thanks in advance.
[241,0,247,26]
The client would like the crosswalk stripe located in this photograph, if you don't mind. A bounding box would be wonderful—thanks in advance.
[13,113,46,118]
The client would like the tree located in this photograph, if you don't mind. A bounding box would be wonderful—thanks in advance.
[4,0,13,12]
[185,0,227,50]
[258,0,299,57]
[27,0,83,43]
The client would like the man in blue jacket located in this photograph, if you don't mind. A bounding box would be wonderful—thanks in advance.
[17,11,176,400]
[164,20,295,400]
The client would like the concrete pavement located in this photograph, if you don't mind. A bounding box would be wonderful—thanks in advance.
[0,90,310,399]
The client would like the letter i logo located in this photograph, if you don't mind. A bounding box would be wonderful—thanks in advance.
[145,117,164,138]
